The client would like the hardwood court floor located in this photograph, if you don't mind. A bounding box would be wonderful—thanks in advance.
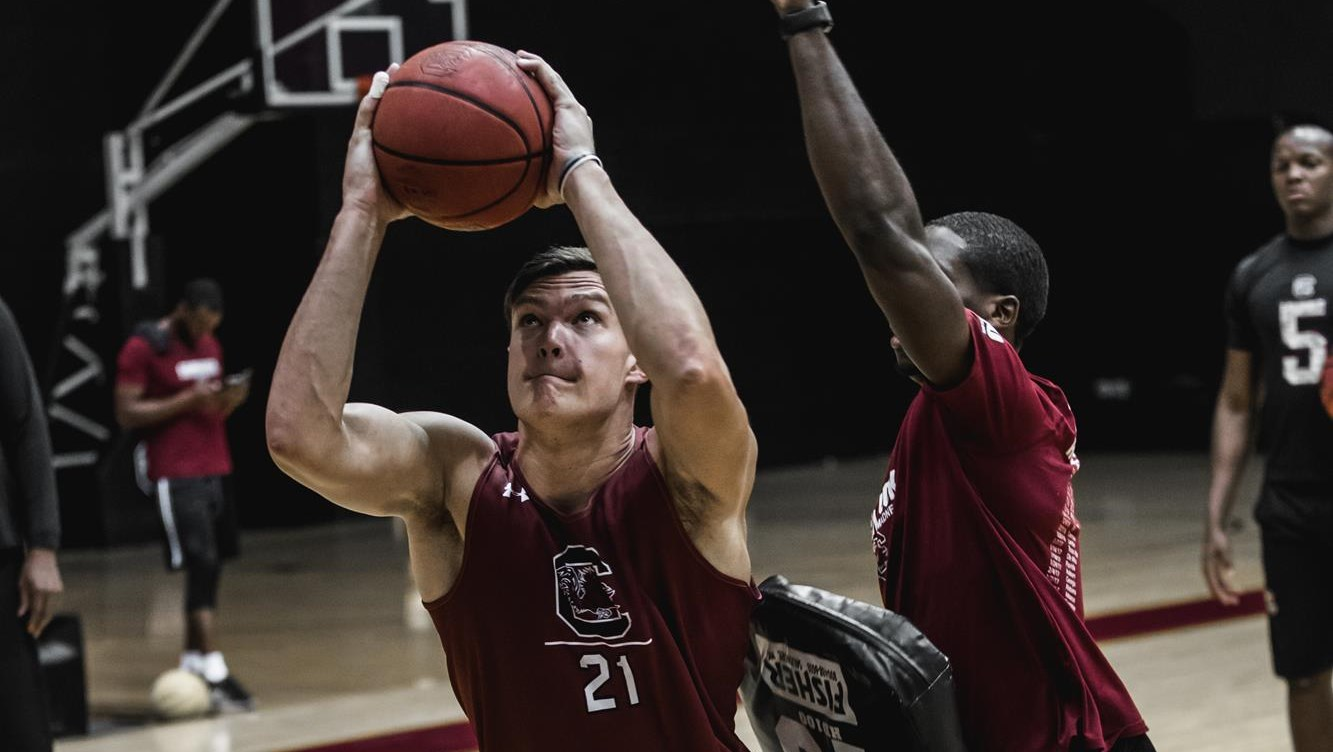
[54,452,1288,752]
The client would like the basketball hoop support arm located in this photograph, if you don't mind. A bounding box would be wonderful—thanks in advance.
[55,0,469,473]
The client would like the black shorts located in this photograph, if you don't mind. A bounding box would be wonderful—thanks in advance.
[1255,482,1333,680]
[153,475,239,572]
[1071,734,1155,752]
[1107,735,1156,752]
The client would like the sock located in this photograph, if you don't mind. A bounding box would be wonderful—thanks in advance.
[180,650,204,675]
[202,651,230,683]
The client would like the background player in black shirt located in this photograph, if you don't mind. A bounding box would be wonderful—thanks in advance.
[1204,124,1333,752]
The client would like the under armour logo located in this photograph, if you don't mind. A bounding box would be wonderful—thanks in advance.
[502,482,529,503]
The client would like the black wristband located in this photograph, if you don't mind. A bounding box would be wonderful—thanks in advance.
[780,1,833,40]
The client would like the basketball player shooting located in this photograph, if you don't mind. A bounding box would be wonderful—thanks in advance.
[265,54,759,751]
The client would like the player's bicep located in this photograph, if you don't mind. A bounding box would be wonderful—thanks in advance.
[649,368,756,520]
[277,404,480,520]
[1218,348,1255,414]
[931,313,1048,445]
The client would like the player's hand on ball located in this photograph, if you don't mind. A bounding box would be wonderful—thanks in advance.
[344,64,410,225]
[515,52,596,208]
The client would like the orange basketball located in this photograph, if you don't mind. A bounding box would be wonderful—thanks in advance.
[371,41,554,231]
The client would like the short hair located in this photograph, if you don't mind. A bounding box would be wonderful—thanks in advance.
[180,278,224,313]
[503,246,599,324]
[927,211,1049,345]
[1273,120,1333,157]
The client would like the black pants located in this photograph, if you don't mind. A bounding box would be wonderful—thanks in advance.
[0,548,52,751]
[1108,735,1156,752]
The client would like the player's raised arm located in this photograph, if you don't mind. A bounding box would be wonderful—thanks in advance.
[265,68,492,523]
[516,53,756,557]
[772,1,972,387]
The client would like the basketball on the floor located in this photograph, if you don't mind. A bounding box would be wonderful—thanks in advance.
[150,669,212,720]
[371,40,555,231]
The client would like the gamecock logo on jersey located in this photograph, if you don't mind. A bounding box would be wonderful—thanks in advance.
[553,545,632,639]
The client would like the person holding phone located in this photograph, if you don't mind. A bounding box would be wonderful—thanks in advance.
[114,278,253,712]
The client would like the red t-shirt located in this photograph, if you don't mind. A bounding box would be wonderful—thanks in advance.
[872,311,1146,752]
[427,427,758,751]
[115,329,232,480]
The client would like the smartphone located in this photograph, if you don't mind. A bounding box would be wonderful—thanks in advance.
[224,368,253,388]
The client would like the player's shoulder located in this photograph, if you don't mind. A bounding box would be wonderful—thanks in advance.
[118,332,154,358]
[1031,374,1076,423]
[402,413,499,529]
[1232,234,1288,282]
[0,298,26,354]
[123,320,171,356]
[402,411,497,465]
[967,310,1009,348]
[0,296,18,330]
[961,310,1024,375]
[1223,236,1291,309]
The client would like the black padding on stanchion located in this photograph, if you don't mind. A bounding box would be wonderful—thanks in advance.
[742,575,968,752]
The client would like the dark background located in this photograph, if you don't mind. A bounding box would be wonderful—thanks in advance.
[2,1,1330,547]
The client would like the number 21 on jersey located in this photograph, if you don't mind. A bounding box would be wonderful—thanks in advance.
[580,654,640,713]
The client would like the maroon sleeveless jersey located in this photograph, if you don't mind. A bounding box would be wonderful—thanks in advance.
[426,426,759,751]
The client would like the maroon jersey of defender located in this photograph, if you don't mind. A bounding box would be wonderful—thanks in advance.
[872,311,1146,752]
[427,426,758,751]
[115,330,231,480]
